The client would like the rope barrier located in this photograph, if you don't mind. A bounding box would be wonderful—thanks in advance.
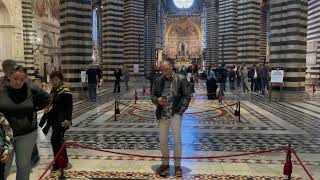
[39,142,315,180]
[118,101,237,115]
[185,103,237,115]
[67,142,288,160]
[292,149,315,180]
[38,142,67,180]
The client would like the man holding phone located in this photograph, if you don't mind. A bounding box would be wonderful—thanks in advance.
[151,60,191,177]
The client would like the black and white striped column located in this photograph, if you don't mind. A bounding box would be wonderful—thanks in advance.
[21,0,35,74]
[218,0,237,65]
[306,0,320,82]
[124,0,145,76]
[60,0,92,91]
[205,0,219,64]
[270,0,307,91]
[237,0,261,65]
[102,0,124,81]
[260,0,268,62]
[144,0,157,76]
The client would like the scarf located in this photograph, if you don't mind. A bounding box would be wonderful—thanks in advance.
[7,83,28,104]
[39,84,70,135]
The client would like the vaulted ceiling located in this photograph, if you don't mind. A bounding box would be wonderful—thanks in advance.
[164,0,204,16]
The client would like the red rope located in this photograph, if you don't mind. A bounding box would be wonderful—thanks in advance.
[67,142,287,160]
[38,142,67,180]
[39,142,314,180]
[292,150,315,180]
[118,101,237,115]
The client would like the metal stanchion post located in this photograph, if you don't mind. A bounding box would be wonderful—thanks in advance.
[135,90,137,104]
[238,101,241,122]
[283,144,292,180]
[114,100,117,121]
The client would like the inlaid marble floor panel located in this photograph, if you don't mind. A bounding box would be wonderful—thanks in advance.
[7,83,320,179]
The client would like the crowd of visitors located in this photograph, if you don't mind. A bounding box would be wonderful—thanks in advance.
[0,59,73,180]
[0,58,271,179]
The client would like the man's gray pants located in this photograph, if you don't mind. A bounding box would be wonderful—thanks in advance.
[158,114,182,167]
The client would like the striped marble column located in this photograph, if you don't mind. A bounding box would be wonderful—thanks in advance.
[205,0,219,64]
[102,0,124,81]
[306,0,320,83]
[144,0,157,76]
[60,0,92,91]
[124,0,145,77]
[218,0,237,65]
[21,0,35,74]
[270,0,307,91]
[237,0,261,65]
[260,0,268,62]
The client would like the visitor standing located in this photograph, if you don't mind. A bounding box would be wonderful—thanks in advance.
[122,65,129,91]
[259,63,269,95]
[241,64,250,93]
[151,60,191,177]
[114,67,122,93]
[86,65,99,102]
[229,66,236,90]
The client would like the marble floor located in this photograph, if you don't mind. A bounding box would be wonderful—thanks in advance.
[7,81,320,180]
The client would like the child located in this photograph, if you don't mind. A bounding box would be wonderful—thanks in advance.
[0,113,13,180]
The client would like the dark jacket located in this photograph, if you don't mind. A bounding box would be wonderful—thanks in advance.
[40,85,73,134]
[151,73,192,120]
[216,67,227,83]
[0,83,50,136]
[114,69,123,81]
[259,66,269,79]
[229,69,236,81]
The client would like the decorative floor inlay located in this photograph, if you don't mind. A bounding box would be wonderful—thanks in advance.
[45,171,302,180]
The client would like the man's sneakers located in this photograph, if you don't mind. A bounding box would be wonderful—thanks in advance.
[155,165,169,177]
[175,166,182,177]
[155,165,183,177]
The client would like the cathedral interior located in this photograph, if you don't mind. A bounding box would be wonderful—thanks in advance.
[1,0,320,179]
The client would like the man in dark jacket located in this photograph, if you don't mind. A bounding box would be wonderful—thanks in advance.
[86,65,99,101]
[151,60,191,177]
[114,67,122,93]
[216,64,227,96]
[259,63,269,95]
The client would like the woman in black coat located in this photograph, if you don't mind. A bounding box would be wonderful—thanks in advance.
[40,71,73,171]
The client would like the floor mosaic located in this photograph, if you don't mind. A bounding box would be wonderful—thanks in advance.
[6,82,320,179]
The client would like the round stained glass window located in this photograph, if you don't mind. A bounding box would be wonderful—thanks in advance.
[173,0,194,9]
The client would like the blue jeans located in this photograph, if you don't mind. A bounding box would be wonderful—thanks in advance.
[5,130,37,180]
[88,84,97,101]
